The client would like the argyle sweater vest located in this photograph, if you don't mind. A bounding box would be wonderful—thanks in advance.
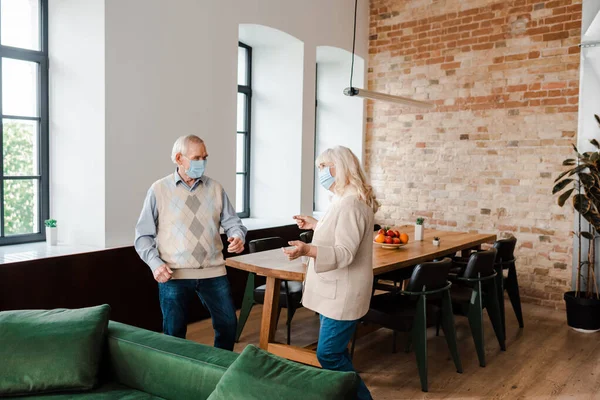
[152,175,226,279]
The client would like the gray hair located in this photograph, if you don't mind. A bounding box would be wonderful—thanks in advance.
[171,135,204,164]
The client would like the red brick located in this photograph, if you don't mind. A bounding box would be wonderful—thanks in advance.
[529,82,541,90]
[527,27,550,35]
[474,12,494,22]
[440,62,461,70]
[562,88,579,96]
[542,82,567,89]
[542,98,567,106]
[507,84,528,92]
[459,23,480,32]
[472,28,494,36]
[473,42,495,51]
[506,53,528,61]
[544,31,569,42]
[559,106,579,112]
[552,7,567,15]
[524,91,547,98]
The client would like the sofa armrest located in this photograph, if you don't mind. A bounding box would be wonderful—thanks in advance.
[106,321,238,400]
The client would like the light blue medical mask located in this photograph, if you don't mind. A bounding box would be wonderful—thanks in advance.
[184,157,206,179]
[319,166,335,191]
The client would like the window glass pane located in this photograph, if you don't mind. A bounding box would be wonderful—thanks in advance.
[1,0,40,51]
[4,179,38,235]
[238,46,247,86]
[236,174,244,213]
[237,93,246,132]
[3,119,37,176]
[236,133,245,173]
[2,58,38,117]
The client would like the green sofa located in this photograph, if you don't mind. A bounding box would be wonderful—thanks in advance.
[0,307,358,400]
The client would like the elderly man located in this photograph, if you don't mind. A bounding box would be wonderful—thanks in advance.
[135,135,246,350]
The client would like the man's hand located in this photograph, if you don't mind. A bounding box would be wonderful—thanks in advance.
[283,240,310,261]
[227,237,245,254]
[293,215,318,230]
[153,264,173,283]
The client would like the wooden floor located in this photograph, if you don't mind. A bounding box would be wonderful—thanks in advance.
[187,301,600,399]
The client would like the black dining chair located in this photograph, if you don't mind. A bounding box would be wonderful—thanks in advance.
[235,237,303,345]
[446,249,505,367]
[494,237,523,330]
[446,236,523,339]
[353,258,462,392]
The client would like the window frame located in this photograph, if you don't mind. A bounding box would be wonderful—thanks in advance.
[0,0,49,245]
[236,41,251,218]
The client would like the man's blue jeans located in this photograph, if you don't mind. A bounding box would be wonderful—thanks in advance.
[317,315,373,400]
[158,275,237,351]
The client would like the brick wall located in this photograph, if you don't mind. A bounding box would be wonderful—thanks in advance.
[366,0,582,309]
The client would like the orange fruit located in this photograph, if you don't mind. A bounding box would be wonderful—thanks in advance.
[399,233,409,244]
[375,234,386,243]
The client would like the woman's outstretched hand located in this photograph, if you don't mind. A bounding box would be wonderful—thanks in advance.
[293,215,318,230]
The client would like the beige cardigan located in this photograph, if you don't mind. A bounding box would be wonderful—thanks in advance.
[302,191,374,321]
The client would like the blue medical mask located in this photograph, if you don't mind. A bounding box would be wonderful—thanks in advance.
[319,166,335,191]
[184,157,206,179]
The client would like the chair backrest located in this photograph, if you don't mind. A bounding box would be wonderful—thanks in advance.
[299,231,313,244]
[462,249,498,279]
[406,258,452,293]
[249,237,286,253]
[494,236,517,263]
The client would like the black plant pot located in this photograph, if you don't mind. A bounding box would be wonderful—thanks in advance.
[564,291,600,332]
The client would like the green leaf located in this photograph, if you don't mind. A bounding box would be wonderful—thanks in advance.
[591,139,600,149]
[573,194,592,214]
[592,152,600,163]
[563,159,577,166]
[552,178,573,194]
[555,169,573,183]
[558,188,574,206]
[581,231,594,240]
[568,164,587,177]
[573,144,579,153]
[595,114,600,127]
[579,173,595,189]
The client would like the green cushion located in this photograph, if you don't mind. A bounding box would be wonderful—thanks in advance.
[106,321,238,400]
[23,382,166,399]
[0,305,111,397]
[207,345,359,400]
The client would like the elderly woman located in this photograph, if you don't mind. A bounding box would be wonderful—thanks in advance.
[284,146,378,400]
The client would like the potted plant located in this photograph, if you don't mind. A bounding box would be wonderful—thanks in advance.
[45,219,57,246]
[432,236,440,246]
[415,217,424,241]
[553,114,600,332]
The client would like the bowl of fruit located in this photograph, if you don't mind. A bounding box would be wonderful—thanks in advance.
[374,227,409,249]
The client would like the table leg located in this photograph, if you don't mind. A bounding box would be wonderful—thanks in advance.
[259,276,281,349]
[461,244,481,258]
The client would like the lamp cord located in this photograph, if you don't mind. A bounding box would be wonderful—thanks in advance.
[350,0,358,90]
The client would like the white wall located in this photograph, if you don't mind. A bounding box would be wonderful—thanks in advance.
[49,0,105,247]
[239,25,303,219]
[314,46,365,212]
[50,0,369,247]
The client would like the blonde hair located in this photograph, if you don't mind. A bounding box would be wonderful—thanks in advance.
[316,146,380,213]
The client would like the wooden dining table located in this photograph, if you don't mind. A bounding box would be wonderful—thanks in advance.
[225,226,496,367]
